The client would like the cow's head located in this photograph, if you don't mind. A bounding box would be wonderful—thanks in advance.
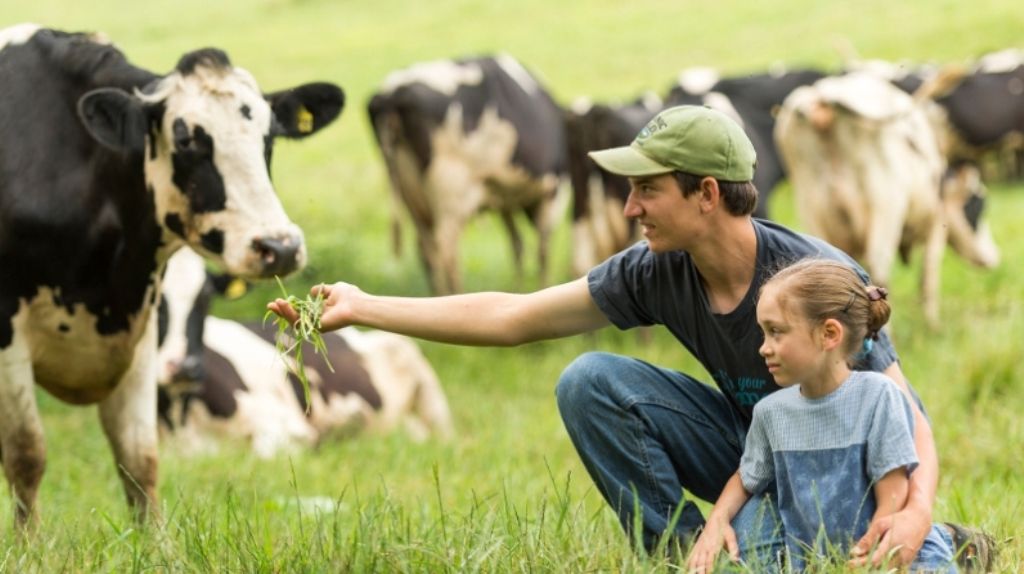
[77,49,344,278]
[942,164,1000,268]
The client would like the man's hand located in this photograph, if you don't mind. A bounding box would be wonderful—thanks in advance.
[849,505,932,567]
[266,282,361,332]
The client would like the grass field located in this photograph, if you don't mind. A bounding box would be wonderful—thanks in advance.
[2,1,1023,571]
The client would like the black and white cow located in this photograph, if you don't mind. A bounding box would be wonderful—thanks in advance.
[156,248,454,457]
[0,24,343,525]
[564,93,661,276]
[917,49,1024,171]
[368,55,567,294]
[851,50,1024,181]
[664,66,827,218]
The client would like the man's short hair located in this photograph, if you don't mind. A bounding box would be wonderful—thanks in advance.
[674,172,759,216]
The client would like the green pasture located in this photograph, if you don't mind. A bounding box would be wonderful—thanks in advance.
[2,1,1023,571]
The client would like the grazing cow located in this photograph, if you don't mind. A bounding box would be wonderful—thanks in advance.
[564,93,661,276]
[852,52,1024,181]
[918,50,1024,172]
[156,248,454,457]
[368,55,567,294]
[665,67,827,218]
[775,72,999,325]
[0,24,344,525]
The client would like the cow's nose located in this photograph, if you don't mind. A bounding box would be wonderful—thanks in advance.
[252,234,302,276]
[177,355,205,383]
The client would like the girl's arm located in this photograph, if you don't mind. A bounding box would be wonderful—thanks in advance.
[852,363,936,567]
[871,467,910,525]
[687,471,752,573]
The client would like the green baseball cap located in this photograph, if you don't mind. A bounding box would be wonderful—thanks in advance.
[588,105,757,181]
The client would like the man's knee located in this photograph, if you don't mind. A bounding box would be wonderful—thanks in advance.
[555,352,621,411]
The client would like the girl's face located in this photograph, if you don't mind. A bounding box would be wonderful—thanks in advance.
[756,284,828,387]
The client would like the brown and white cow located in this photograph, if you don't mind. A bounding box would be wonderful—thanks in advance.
[156,248,453,458]
[0,24,343,525]
[775,72,999,325]
[368,55,568,294]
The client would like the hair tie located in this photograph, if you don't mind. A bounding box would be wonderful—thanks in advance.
[862,338,875,355]
[867,286,889,301]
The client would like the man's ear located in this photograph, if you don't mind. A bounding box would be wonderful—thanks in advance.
[78,88,147,154]
[699,176,720,212]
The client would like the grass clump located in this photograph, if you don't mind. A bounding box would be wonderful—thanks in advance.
[263,277,334,410]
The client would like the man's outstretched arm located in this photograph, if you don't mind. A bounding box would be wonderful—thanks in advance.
[267,276,612,347]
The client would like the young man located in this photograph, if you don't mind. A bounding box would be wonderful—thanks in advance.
[268,106,940,567]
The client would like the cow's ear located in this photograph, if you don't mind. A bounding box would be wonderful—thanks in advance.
[207,272,249,300]
[267,82,345,139]
[78,88,147,153]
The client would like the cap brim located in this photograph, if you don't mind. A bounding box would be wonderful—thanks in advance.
[588,145,673,177]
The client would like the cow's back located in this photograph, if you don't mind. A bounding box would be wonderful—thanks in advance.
[369,55,565,179]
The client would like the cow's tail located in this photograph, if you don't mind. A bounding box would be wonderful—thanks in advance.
[367,93,405,259]
[913,64,969,102]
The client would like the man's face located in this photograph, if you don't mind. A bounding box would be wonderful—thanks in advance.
[623,174,701,253]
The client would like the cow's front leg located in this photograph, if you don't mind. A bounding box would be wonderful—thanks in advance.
[920,212,948,329]
[98,319,160,522]
[0,323,47,529]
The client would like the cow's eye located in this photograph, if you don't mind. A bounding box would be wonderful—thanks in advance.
[172,118,193,151]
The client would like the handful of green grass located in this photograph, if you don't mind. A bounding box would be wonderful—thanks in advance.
[263,277,334,412]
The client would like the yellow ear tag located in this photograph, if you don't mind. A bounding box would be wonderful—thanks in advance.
[225,278,248,300]
[296,105,314,134]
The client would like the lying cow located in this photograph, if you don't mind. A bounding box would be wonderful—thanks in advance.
[0,24,343,525]
[368,55,567,294]
[156,248,454,458]
[775,72,999,325]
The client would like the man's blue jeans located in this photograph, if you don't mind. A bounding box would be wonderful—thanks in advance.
[555,351,784,562]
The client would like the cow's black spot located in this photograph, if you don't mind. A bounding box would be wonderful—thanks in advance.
[196,347,246,418]
[58,323,70,333]
[240,104,251,120]
[263,135,274,176]
[164,213,186,237]
[200,229,224,254]
[245,322,383,411]
[156,294,169,347]
[175,49,231,76]
[146,102,166,163]
[171,121,226,214]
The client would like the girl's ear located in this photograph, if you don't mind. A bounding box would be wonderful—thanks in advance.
[820,318,845,351]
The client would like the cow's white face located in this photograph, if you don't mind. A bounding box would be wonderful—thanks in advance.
[78,49,344,279]
[144,61,304,278]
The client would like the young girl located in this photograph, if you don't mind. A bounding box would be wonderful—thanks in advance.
[687,259,956,573]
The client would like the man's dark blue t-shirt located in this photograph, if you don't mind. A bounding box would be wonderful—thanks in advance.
[586,218,899,421]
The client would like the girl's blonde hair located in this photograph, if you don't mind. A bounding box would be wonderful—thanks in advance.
[762,259,891,358]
